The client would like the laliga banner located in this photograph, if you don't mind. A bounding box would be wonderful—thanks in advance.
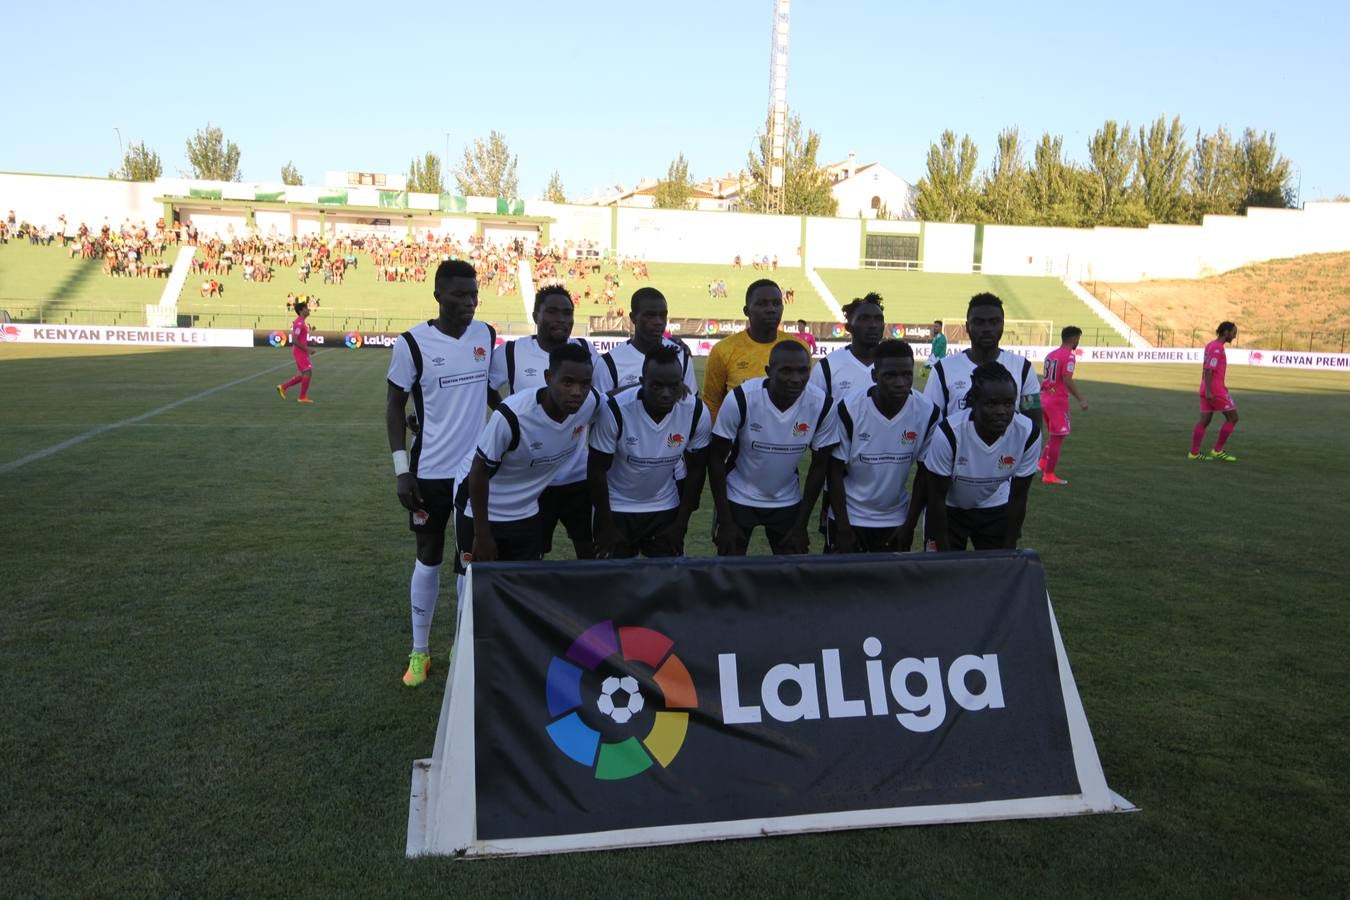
[407,553,1133,857]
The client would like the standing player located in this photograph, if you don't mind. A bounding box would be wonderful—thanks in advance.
[702,279,808,420]
[589,347,711,558]
[707,341,838,555]
[276,299,315,403]
[1039,326,1089,485]
[827,340,940,553]
[810,293,886,410]
[923,364,1041,551]
[385,260,498,688]
[489,285,600,559]
[922,319,947,380]
[593,287,697,397]
[1189,321,1240,462]
[923,294,1040,418]
[460,343,600,564]
[794,319,818,354]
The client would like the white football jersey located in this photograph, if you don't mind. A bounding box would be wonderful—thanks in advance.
[832,389,940,527]
[467,387,601,522]
[922,349,1041,418]
[922,409,1041,509]
[590,390,712,513]
[593,338,698,397]
[712,378,838,509]
[808,346,872,408]
[386,320,495,479]
[488,335,600,486]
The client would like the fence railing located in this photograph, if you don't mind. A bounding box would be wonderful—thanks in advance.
[1083,283,1348,351]
[860,258,922,271]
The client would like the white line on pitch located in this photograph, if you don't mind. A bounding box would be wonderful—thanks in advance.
[0,356,306,475]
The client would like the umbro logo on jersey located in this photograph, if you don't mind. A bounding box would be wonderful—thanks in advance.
[957,455,969,465]
[749,422,764,432]
[859,431,873,442]
[839,380,854,390]
[431,356,445,366]
[667,433,685,447]
[473,346,486,361]
[953,379,969,391]
[530,440,544,450]
[997,455,1016,469]
[735,361,750,368]
[625,435,639,445]
[901,430,918,445]
[524,367,539,377]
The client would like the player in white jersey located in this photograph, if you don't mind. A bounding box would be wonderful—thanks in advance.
[385,259,498,687]
[589,346,712,558]
[922,363,1041,551]
[708,340,839,556]
[593,287,697,397]
[488,285,601,559]
[809,292,886,410]
[922,293,1041,418]
[827,340,940,553]
[460,342,600,565]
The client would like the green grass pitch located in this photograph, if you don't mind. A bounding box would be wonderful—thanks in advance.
[2,343,1348,896]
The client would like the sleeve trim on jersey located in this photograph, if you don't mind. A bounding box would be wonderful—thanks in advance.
[602,353,619,390]
[497,405,522,454]
[606,395,624,443]
[935,360,951,409]
[935,419,958,475]
[837,400,854,443]
[1022,415,1042,452]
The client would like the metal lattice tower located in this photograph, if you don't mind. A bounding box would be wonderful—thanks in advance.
[766,0,791,215]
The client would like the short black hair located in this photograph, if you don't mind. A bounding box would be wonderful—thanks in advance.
[1062,326,1083,341]
[962,362,1016,409]
[842,292,885,321]
[534,284,572,313]
[968,292,1004,311]
[1217,321,1236,336]
[547,341,593,372]
[434,258,476,295]
[873,339,914,362]
[630,286,666,313]
[641,343,682,374]
[745,278,780,304]
[768,339,810,366]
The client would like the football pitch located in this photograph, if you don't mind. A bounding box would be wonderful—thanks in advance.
[3,345,1348,896]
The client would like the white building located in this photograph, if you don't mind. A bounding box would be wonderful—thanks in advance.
[825,152,918,220]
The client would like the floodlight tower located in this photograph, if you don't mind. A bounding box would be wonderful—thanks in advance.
[766,0,791,215]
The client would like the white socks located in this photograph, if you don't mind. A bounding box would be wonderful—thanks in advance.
[410,560,441,654]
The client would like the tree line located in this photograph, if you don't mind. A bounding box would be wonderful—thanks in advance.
[915,116,1297,227]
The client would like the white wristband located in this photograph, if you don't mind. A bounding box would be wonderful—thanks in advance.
[392,450,410,476]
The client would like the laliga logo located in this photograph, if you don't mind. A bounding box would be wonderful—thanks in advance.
[0,324,20,342]
[344,332,364,349]
[830,324,847,338]
[268,331,289,348]
[706,319,720,334]
[891,324,907,338]
[545,620,697,781]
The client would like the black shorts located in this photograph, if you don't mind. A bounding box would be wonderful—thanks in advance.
[824,518,903,553]
[717,501,799,556]
[453,508,544,575]
[538,479,594,554]
[612,507,682,559]
[408,478,455,535]
[944,504,1010,551]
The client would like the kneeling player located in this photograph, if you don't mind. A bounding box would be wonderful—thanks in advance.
[923,363,1041,551]
[588,347,711,558]
[458,343,600,566]
[827,340,940,553]
[708,340,838,556]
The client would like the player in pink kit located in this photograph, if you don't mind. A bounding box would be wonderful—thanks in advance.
[277,299,315,403]
[1039,326,1088,484]
[1189,321,1239,462]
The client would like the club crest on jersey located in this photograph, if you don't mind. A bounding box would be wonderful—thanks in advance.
[666,433,685,447]
[572,425,585,438]
[902,430,918,445]
[997,454,1016,469]
[473,346,486,361]
[793,422,810,435]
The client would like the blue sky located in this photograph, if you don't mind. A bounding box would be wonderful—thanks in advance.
[3,0,1346,201]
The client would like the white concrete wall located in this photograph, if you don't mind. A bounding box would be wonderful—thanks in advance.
[804,216,860,268]
[923,223,977,273]
[255,210,294,237]
[615,207,802,265]
[866,220,922,235]
[0,173,163,232]
[539,202,611,251]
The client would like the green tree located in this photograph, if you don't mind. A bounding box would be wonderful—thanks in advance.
[280,161,303,186]
[914,130,980,223]
[1028,133,1084,226]
[543,170,567,203]
[653,153,695,209]
[742,113,838,216]
[185,123,241,181]
[454,131,519,198]
[979,127,1032,224]
[110,141,162,182]
[1235,128,1295,211]
[1086,120,1145,225]
[1136,115,1191,223]
[408,152,445,194]
[1188,127,1240,220]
